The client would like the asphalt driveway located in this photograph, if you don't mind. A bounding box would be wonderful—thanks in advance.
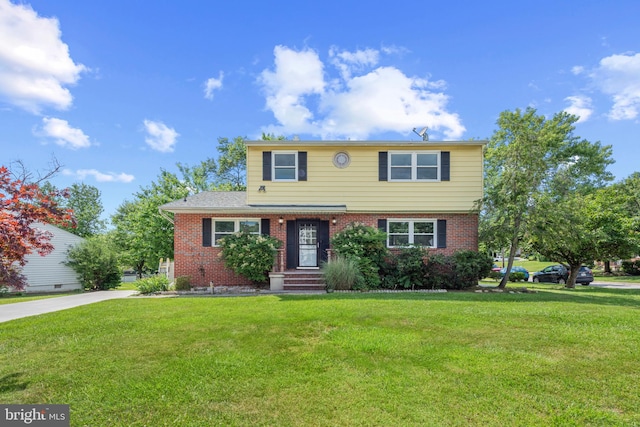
[0,290,138,323]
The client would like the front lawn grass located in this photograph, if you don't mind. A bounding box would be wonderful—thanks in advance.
[2,289,640,426]
[0,292,78,306]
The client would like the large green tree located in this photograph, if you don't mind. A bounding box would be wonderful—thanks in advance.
[480,107,613,288]
[42,182,106,237]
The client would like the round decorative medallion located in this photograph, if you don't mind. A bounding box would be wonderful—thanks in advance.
[333,151,351,168]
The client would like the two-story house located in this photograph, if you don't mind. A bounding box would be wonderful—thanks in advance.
[160,140,486,289]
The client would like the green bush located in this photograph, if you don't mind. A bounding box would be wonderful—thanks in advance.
[331,223,388,289]
[452,250,494,289]
[488,271,502,281]
[508,272,527,282]
[136,276,170,294]
[218,232,282,283]
[322,256,364,291]
[65,236,122,290]
[621,260,640,276]
[174,275,191,291]
[424,254,456,290]
[384,246,428,289]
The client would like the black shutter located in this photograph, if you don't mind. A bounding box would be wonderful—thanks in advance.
[319,220,330,263]
[202,218,212,247]
[378,152,388,181]
[441,151,450,181]
[298,151,307,181]
[286,220,296,269]
[261,218,270,236]
[437,219,447,248]
[377,219,387,231]
[262,151,272,181]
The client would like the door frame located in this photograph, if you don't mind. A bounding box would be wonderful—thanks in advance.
[286,218,330,269]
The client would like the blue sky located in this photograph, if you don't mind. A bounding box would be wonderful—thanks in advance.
[1,0,639,221]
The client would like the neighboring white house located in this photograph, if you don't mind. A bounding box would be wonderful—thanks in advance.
[19,222,84,293]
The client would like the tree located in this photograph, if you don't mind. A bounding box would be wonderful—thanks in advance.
[65,235,122,290]
[0,166,73,290]
[41,182,106,238]
[479,108,613,288]
[215,136,247,190]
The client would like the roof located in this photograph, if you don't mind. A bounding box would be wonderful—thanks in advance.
[159,191,347,214]
[244,140,488,147]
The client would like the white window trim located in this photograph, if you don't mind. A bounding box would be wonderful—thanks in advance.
[212,218,261,246]
[272,151,298,182]
[388,151,440,182]
[386,218,437,248]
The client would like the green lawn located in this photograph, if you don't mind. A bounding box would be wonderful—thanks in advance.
[0,292,78,306]
[2,289,640,426]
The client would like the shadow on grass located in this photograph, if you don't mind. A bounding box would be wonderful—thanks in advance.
[0,373,29,394]
[275,286,640,309]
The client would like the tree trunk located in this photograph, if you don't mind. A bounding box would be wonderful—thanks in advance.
[566,264,579,288]
[498,221,522,289]
[604,261,611,274]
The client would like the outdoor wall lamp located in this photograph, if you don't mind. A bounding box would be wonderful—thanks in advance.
[258,185,266,193]
[332,217,337,225]
[278,217,284,225]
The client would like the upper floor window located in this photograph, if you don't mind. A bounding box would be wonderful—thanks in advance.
[214,219,260,245]
[389,151,439,181]
[273,152,298,181]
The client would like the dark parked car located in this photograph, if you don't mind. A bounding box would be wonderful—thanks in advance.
[532,265,593,285]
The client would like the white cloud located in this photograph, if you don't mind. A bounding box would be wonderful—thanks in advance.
[589,52,640,120]
[143,119,179,153]
[36,117,91,149]
[257,45,465,140]
[63,169,135,183]
[571,66,585,75]
[204,71,224,100]
[0,0,86,113]
[564,95,593,123]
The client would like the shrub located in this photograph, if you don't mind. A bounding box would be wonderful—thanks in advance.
[65,236,122,290]
[136,276,170,294]
[218,232,281,283]
[621,260,640,276]
[452,250,494,289]
[508,272,527,282]
[488,271,502,281]
[384,246,429,289]
[322,256,364,291]
[174,275,191,291]
[331,223,388,289]
[425,254,456,289]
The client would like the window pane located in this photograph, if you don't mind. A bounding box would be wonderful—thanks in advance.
[390,167,412,180]
[240,221,259,233]
[417,167,438,180]
[274,153,296,166]
[214,233,230,244]
[390,153,411,166]
[417,153,437,166]
[274,168,296,180]
[215,221,234,232]
[414,235,434,246]
[413,222,434,233]
[388,221,409,233]
[389,235,409,246]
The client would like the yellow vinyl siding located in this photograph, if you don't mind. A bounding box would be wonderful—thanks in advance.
[246,144,483,213]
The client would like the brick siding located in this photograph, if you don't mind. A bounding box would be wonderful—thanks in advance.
[173,212,479,287]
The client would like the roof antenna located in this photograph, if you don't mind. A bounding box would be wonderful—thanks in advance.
[413,127,429,141]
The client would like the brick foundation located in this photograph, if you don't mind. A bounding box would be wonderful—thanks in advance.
[173,212,479,287]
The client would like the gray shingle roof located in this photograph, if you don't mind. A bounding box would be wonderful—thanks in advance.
[160,191,346,214]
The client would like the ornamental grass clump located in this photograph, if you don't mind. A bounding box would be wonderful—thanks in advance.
[218,232,282,283]
[136,276,170,294]
[322,256,364,291]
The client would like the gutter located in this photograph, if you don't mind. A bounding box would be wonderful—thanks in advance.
[158,207,174,224]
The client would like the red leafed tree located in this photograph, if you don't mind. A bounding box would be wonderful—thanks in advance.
[0,166,74,290]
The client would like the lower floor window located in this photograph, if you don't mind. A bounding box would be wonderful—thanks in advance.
[214,219,260,245]
[387,219,435,247]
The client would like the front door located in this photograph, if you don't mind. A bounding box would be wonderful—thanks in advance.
[298,221,318,267]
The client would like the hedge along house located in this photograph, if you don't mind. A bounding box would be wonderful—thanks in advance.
[160,140,486,290]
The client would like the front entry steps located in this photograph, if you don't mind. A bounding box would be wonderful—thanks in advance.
[282,270,326,291]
